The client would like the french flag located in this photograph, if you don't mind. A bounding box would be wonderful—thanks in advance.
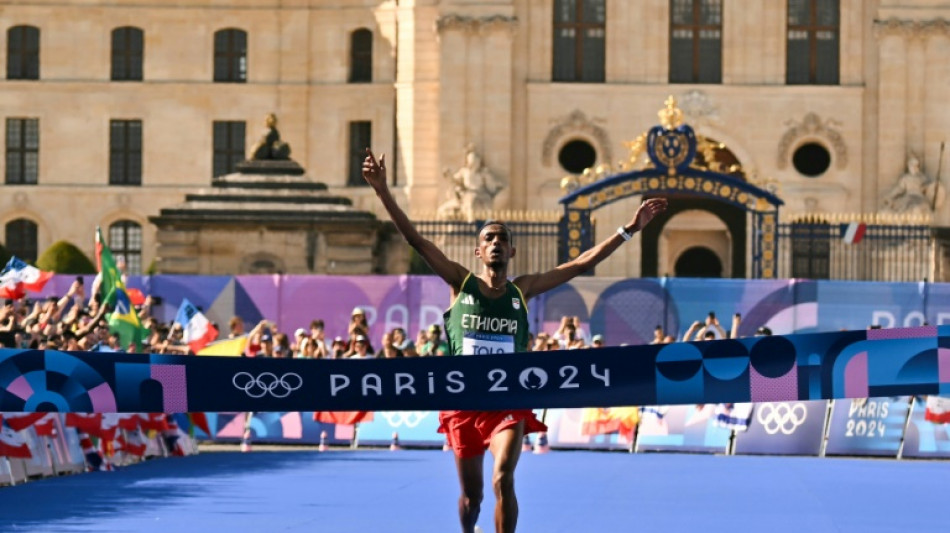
[0,256,53,299]
[175,298,219,354]
[841,221,867,244]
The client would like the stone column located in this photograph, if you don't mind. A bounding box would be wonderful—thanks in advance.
[923,21,950,226]
[873,21,908,209]
[395,1,442,211]
[436,11,517,211]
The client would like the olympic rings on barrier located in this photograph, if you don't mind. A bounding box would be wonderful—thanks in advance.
[232,372,303,398]
[756,402,807,435]
[381,411,430,428]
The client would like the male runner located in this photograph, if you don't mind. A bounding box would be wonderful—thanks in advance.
[362,148,667,533]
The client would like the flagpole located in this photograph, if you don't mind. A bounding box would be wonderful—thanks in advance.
[932,141,944,212]
[896,396,918,460]
[4,457,15,486]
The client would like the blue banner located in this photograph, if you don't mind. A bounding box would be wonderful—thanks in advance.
[1,326,948,413]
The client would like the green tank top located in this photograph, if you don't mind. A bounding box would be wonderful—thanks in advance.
[443,272,530,355]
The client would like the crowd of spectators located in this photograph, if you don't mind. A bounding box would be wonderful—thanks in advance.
[0,276,773,357]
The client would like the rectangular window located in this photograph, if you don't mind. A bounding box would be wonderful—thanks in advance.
[5,118,39,185]
[787,0,839,85]
[213,121,246,177]
[348,121,371,187]
[669,0,722,84]
[553,0,606,83]
[109,119,142,185]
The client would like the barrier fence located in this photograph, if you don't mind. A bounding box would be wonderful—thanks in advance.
[193,396,949,459]
[4,396,946,490]
[0,413,199,487]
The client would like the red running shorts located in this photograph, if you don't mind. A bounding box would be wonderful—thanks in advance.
[438,410,547,459]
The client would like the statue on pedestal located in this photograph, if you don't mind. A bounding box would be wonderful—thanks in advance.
[881,153,944,215]
[233,113,304,176]
[437,144,505,219]
[249,113,291,160]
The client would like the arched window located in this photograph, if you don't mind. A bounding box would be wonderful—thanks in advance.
[669,0,722,84]
[109,220,143,275]
[5,218,38,262]
[787,0,839,85]
[112,26,144,81]
[214,28,247,83]
[7,25,40,80]
[552,0,605,82]
[349,28,373,83]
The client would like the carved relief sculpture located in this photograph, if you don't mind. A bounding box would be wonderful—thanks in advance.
[881,153,944,215]
[437,144,506,220]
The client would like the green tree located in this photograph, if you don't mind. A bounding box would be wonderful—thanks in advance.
[35,240,97,274]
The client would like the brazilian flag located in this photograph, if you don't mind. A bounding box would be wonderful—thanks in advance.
[96,227,149,351]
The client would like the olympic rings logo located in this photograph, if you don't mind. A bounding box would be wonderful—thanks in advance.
[232,372,303,398]
[381,411,430,428]
[756,402,807,435]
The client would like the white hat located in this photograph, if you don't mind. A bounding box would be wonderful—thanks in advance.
[294,328,308,337]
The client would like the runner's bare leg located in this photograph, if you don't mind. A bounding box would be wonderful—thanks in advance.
[455,453,484,532]
[489,421,525,533]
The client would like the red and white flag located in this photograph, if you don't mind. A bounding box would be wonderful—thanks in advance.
[925,396,950,424]
[0,256,53,299]
[2,412,46,431]
[117,430,147,457]
[32,414,58,437]
[175,298,219,353]
[65,413,103,436]
[0,422,32,458]
[841,222,867,245]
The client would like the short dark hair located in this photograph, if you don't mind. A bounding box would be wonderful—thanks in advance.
[479,220,512,243]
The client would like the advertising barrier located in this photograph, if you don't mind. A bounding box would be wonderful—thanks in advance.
[544,408,636,450]
[634,404,731,453]
[900,397,950,459]
[733,401,829,456]
[824,397,912,458]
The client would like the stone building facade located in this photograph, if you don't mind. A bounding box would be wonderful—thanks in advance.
[0,1,947,277]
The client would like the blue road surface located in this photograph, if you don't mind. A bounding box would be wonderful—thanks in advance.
[0,449,948,532]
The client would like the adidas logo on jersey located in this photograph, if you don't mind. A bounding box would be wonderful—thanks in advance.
[461,294,475,305]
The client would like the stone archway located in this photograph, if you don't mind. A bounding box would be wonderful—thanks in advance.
[674,247,723,278]
[642,198,745,278]
[558,97,783,278]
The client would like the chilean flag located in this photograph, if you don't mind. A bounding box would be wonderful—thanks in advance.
[841,222,867,244]
[0,256,53,299]
[175,298,219,354]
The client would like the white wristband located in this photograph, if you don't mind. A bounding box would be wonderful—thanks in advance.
[617,226,633,242]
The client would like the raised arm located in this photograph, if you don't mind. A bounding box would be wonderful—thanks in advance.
[515,198,667,300]
[362,148,468,290]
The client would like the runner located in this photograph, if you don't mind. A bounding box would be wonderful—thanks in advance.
[362,148,667,533]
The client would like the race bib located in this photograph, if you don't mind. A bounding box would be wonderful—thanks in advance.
[462,331,514,355]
